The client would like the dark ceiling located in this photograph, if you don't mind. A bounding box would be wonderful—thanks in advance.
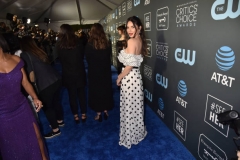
[0,0,125,24]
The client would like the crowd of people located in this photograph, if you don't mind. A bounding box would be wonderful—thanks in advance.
[0,15,147,159]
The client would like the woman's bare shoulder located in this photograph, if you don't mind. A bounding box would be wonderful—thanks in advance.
[127,38,138,46]
[11,54,21,63]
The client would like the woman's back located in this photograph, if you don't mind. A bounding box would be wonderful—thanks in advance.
[125,38,142,55]
[56,39,86,88]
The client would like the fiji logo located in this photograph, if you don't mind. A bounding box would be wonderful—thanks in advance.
[211,0,240,20]
[156,73,168,89]
[215,46,235,71]
[158,98,164,111]
[175,48,196,66]
[134,0,140,6]
[178,80,187,97]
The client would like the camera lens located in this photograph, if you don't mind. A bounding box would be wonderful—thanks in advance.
[229,111,238,119]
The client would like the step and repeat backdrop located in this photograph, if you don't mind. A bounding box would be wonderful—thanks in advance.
[100,0,240,159]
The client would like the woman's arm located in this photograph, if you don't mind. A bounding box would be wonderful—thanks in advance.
[21,68,42,112]
[116,39,136,86]
[116,66,133,86]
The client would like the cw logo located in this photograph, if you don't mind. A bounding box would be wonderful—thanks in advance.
[211,0,240,20]
[144,89,152,102]
[134,0,140,6]
[156,73,168,89]
[175,48,196,66]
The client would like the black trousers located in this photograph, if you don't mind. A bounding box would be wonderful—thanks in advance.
[67,86,87,115]
[39,80,64,129]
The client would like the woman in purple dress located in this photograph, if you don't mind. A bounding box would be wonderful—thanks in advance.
[0,34,49,159]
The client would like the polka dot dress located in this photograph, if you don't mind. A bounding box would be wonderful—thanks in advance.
[118,50,147,149]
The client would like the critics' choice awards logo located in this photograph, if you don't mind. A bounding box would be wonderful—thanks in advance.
[157,98,165,119]
[118,6,121,18]
[176,80,188,108]
[144,12,151,31]
[211,46,235,87]
[211,0,240,20]
[156,42,168,61]
[204,94,233,137]
[175,48,196,66]
[144,64,152,81]
[198,134,227,160]
[146,39,152,57]
[134,0,140,6]
[127,0,132,12]
[145,0,150,5]
[122,2,126,16]
[156,73,168,89]
[174,111,187,141]
[176,1,198,27]
[144,89,152,102]
[156,7,169,30]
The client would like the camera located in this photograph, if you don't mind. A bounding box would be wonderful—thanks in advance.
[218,110,240,158]
[218,110,239,125]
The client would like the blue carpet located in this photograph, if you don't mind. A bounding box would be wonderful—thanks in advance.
[38,60,195,160]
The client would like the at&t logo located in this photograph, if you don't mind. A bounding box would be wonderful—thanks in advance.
[176,80,188,108]
[157,98,165,119]
[156,73,168,89]
[175,48,196,66]
[211,0,240,20]
[211,46,235,87]
[144,89,152,102]
[134,0,140,6]
[156,42,168,61]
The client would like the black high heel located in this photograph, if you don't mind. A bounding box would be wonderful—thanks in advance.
[104,112,108,120]
[74,115,80,124]
[95,114,102,122]
[81,114,87,123]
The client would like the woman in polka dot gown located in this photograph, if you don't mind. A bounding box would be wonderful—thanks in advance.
[117,16,148,149]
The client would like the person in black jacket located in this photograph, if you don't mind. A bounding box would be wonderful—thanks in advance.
[55,24,87,123]
[19,36,64,139]
[85,23,113,122]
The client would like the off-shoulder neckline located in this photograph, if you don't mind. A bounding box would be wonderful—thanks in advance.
[121,49,141,56]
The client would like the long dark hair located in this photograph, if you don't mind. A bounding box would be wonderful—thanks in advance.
[0,34,10,53]
[117,24,126,33]
[126,16,147,57]
[57,24,78,49]
[88,23,109,50]
[19,36,49,63]
[2,33,20,55]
